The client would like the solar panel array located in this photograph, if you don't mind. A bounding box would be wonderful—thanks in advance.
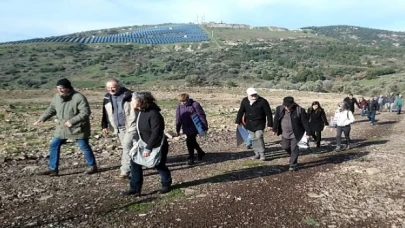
[0,24,209,45]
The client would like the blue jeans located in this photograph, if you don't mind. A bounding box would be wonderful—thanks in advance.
[360,108,365,117]
[246,134,252,147]
[49,137,96,171]
[129,140,172,191]
[368,111,376,124]
[398,105,402,114]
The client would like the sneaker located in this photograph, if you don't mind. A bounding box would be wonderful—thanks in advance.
[85,166,98,175]
[37,169,58,176]
[334,147,341,152]
[246,145,253,149]
[370,123,374,126]
[197,151,206,161]
[119,173,130,179]
[289,165,298,171]
[120,189,141,197]
[259,154,266,161]
[159,186,171,194]
[346,145,351,150]
[187,159,195,165]
[251,154,260,160]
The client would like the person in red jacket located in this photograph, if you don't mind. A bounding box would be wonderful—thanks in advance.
[358,97,368,117]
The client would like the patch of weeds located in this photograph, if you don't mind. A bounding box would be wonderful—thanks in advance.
[366,137,382,142]
[302,218,320,226]
[126,189,186,213]
[241,160,264,168]
[357,157,373,162]
[127,201,154,213]
[0,113,4,120]
[162,188,186,202]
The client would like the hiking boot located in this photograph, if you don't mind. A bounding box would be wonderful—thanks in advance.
[159,186,171,194]
[187,159,195,165]
[197,151,206,161]
[289,165,298,171]
[37,169,58,176]
[251,154,260,160]
[246,145,253,149]
[120,189,141,197]
[334,146,341,152]
[259,153,266,161]
[85,166,98,175]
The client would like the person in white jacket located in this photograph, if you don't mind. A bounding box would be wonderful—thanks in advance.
[334,102,355,151]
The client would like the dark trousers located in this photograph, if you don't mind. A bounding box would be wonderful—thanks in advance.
[281,137,299,166]
[186,134,204,160]
[311,130,322,147]
[336,125,351,147]
[129,141,172,191]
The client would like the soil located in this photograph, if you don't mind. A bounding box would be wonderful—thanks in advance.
[0,111,403,228]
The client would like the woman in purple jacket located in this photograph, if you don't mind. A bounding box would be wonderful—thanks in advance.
[176,93,208,165]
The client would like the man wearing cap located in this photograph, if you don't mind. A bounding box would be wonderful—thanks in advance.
[273,96,311,171]
[235,88,273,160]
[101,78,136,178]
[34,78,97,176]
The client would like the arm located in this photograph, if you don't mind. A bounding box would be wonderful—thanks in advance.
[272,106,280,133]
[175,104,182,134]
[68,95,91,125]
[39,96,57,122]
[101,98,109,129]
[348,111,355,124]
[300,108,312,136]
[354,98,360,108]
[235,99,246,124]
[263,100,273,128]
[145,111,164,151]
[321,109,329,126]
[193,102,208,130]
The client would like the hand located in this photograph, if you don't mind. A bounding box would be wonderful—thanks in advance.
[143,151,151,157]
[33,120,43,126]
[102,128,108,135]
[266,127,272,132]
[64,121,72,128]
[306,135,310,139]
[272,131,277,136]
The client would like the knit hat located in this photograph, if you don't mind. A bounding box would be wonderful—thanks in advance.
[283,96,295,106]
[56,78,72,89]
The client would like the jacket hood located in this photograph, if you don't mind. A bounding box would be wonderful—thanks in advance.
[184,98,195,106]
[147,102,161,112]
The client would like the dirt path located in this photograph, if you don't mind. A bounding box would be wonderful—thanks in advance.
[0,111,402,228]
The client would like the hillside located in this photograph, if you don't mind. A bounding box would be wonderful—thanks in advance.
[1,23,405,96]
[302,25,405,46]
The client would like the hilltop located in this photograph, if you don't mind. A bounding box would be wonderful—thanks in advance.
[1,23,405,96]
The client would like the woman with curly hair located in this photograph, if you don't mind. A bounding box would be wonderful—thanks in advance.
[307,101,329,148]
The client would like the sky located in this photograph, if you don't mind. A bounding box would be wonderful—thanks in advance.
[1,0,405,42]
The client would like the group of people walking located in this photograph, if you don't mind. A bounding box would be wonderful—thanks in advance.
[34,78,209,195]
[33,78,388,195]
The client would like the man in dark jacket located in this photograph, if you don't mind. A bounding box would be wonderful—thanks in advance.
[235,88,273,161]
[272,97,311,171]
[34,78,97,176]
[101,79,136,178]
[344,93,360,114]
[365,96,378,126]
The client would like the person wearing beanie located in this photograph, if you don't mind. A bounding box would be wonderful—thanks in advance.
[272,96,311,171]
[33,78,97,176]
[101,78,136,178]
[235,88,273,161]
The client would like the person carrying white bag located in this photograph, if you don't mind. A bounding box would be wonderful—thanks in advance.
[121,92,172,196]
